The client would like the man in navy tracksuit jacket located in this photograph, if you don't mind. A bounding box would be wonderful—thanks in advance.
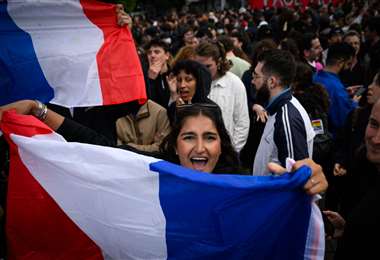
[251,50,315,176]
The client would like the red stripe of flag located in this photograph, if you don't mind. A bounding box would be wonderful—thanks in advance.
[2,112,103,259]
[80,0,147,105]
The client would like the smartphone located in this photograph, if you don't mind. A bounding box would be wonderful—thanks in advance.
[354,86,366,97]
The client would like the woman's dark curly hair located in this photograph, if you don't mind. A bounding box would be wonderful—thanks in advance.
[159,103,241,173]
[194,41,232,78]
[171,59,211,101]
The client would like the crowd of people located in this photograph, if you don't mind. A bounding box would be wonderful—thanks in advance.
[1,0,380,258]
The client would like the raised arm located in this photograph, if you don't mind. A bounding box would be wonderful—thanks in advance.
[0,100,64,131]
[0,100,115,146]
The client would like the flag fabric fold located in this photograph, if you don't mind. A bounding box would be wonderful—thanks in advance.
[0,111,324,259]
[0,0,146,107]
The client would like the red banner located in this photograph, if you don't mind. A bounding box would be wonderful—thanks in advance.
[249,0,342,9]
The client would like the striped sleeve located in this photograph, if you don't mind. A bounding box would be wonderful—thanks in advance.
[274,103,309,167]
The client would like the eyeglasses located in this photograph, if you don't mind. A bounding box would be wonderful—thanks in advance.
[252,73,264,80]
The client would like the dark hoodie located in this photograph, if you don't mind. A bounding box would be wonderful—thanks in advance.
[166,60,217,125]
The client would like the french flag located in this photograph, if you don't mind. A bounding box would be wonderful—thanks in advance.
[0,111,325,259]
[0,0,146,107]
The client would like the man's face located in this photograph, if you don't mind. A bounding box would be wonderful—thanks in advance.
[252,62,267,91]
[305,38,323,62]
[146,46,169,66]
[344,35,361,55]
[365,100,380,167]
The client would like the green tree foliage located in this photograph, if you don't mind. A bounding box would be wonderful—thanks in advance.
[101,0,187,12]
[100,0,137,12]
[117,0,137,12]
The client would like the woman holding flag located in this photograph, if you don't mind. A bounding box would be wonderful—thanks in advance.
[0,99,327,195]
[0,99,327,259]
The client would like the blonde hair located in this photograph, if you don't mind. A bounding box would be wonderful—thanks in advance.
[171,46,196,67]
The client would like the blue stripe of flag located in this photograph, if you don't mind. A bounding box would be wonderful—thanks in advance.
[0,2,53,106]
[151,161,312,259]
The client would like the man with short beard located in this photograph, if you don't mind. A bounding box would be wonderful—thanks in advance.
[313,42,358,136]
[251,49,315,176]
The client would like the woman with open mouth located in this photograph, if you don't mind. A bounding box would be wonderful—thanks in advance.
[0,100,327,194]
[166,59,217,125]
[161,103,239,174]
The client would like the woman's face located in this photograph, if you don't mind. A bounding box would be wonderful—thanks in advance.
[176,114,222,173]
[367,74,380,105]
[177,70,197,103]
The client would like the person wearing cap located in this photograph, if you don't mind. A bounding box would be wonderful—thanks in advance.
[256,23,273,42]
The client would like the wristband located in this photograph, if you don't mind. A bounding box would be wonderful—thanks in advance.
[33,100,48,121]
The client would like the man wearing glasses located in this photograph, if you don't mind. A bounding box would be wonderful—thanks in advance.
[252,49,315,176]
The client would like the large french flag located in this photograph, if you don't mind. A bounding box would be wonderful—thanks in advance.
[0,111,325,259]
[0,0,146,107]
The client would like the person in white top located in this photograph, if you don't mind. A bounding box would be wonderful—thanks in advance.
[218,35,251,79]
[194,41,250,152]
